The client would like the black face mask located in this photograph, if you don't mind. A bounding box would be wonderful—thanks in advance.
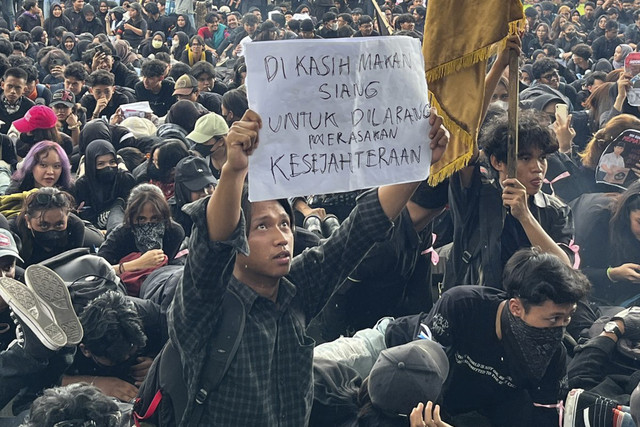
[501,304,564,384]
[32,229,68,248]
[193,143,212,158]
[95,166,117,184]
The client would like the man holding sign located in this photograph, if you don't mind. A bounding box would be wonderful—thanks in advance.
[167,108,448,425]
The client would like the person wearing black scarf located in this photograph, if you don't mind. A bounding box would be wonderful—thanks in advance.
[44,4,72,42]
[74,139,136,232]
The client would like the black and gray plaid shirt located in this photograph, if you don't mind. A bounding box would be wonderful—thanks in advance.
[168,189,393,426]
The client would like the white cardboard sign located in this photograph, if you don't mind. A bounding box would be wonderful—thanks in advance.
[245,36,431,201]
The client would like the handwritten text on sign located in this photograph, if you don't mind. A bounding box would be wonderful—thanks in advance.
[245,37,431,201]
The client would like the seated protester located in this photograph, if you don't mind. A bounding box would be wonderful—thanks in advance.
[79,4,105,36]
[299,18,322,39]
[170,13,196,38]
[64,0,87,35]
[169,156,216,237]
[12,105,74,159]
[191,60,227,96]
[115,1,147,50]
[78,119,136,155]
[198,12,229,52]
[163,108,448,425]
[592,19,623,61]
[83,44,140,90]
[317,12,339,38]
[12,41,28,57]
[134,59,176,118]
[106,6,126,39]
[43,4,72,40]
[6,141,73,195]
[0,67,35,135]
[143,2,165,38]
[395,13,416,31]
[412,5,425,33]
[613,43,634,69]
[567,43,595,80]
[74,139,135,232]
[62,291,153,403]
[138,139,190,199]
[23,65,52,106]
[81,69,131,121]
[23,383,124,427]
[172,73,222,115]
[40,49,71,86]
[114,39,141,69]
[170,31,189,62]
[15,0,43,34]
[97,183,185,288]
[180,35,215,66]
[58,32,80,62]
[9,188,105,267]
[165,99,208,133]
[353,15,380,37]
[140,31,170,57]
[221,88,248,126]
[385,248,591,427]
[51,89,83,147]
[15,31,37,61]
[187,112,229,179]
[49,62,90,102]
[531,57,578,110]
[572,182,640,305]
[118,146,146,174]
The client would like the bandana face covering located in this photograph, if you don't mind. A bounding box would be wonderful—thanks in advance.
[132,222,165,252]
[501,304,564,383]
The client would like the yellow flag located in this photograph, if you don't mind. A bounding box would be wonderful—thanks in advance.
[424,0,524,185]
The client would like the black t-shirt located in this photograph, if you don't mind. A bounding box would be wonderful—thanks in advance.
[422,286,564,427]
[80,90,131,119]
[121,18,148,49]
[134,79,176,117]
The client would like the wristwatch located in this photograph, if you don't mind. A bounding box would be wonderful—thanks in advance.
[604,321,623,339]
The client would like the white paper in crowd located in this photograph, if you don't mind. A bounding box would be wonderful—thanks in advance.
[244,36,431,201]
[120,101,153,118]
[596,129,640,189]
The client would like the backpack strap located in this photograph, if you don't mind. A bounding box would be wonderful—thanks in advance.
[186,287,246,426]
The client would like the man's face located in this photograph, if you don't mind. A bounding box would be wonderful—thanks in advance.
[359,21,373,35]
[176,89,198,102]
[25,80,36,95]
[235,200,294,286]
[539,69,560,89]
[64,76,84,96]
[196,73,214,92]
[90,84,114,103]
[493,147,548,196]
[1,76,25,104]
[400,20,415,30]
[605,28,618,39]
[614,145,625,155]
[97,54,114,71]
[587,78,604,92]
[227,14,238,28]
[572,54,588,70]
[73,0,84,12]
[244,22,257,34]
[510,298,576,329]
[623,1,635,11]
[252,10,262,21]
[207,17,219,31]
[585,5,594,17]
[143,75,163,91]
[337,16,347,27]
[564,24,576,38]
[300,30,314,38]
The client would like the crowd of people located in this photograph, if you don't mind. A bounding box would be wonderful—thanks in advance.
[2,0,640,426]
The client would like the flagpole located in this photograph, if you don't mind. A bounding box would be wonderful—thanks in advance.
[506,50,519,179]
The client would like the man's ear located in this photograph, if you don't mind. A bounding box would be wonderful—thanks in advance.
[508,298,524,317]
[490,154,505,173]
[24,214,31,230]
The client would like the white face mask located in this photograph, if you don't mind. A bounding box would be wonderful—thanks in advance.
[330,23,338,30]
[152,40,163,48]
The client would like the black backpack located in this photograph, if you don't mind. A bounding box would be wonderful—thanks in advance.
[133,287,246,427]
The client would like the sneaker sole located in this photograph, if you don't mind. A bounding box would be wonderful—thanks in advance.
[25,265,83,346]
[0,277,67,350]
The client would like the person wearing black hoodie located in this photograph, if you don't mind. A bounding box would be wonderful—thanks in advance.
[83,44,139,89]
[74,139,135,232]
[58,31,80,61]
[44,4,72,41]
[80,4,105,36]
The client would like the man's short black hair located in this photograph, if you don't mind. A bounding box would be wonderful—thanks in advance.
[64,61,88,81]
[606,19,619,31]
[584,1,595,7]
[141,58,166,78]
[531,57,559,80]
[322,11,336,22]
[525,6,538,18]
[22,0,37,10]
[634,9,640,20]
[542,43,559,58]
[79,291,147,363]
[396,13,415,24]
[144,1,158,14]
[190,60,215,79]
[3,66,27,81]
[23,65,37,83]
[242,13,259,25]
[585,70,606,86]
[571,43,592,60]
[413,5,425,17]
[87,69,114,87]
[11,41,25,53]
[155,51,171,65]
[337,12,353,24]
[541,1,555,11]
[358,15,372,26]
[14,31,30,45]
[0,39,11,56]
[169,61,190,81]
[271,11,285,28]
[503,248,590,311]
[480,109,559,165]
[205,11,219,23]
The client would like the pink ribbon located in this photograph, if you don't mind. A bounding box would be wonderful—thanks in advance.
[421,233,439,265]
[543,171,570,197]
[561,239,580,269]
[533,400,564,427]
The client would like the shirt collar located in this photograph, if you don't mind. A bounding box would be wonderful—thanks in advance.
[532,191,549,208]
[230,275,297,312]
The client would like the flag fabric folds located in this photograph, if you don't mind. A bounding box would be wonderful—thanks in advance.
[423,0,524,185]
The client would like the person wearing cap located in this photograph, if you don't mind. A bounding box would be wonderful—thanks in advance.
[51,89,82,146]
[300,18,321,39]
[187,112,228,179]
[134,59,175,117]
[80,4,105,35]
[116,1,147,49]
[11,105,74,159]
[172,73,222,114]
[170,155,216,237]
[0,67,35,136]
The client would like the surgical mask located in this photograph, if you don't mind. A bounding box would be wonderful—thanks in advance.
[152,40,163,49]
[330,23,338,30]
[95,166,117,184]
[132,222,165,252]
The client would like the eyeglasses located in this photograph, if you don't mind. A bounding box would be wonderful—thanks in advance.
[540,71,559,81]
[53,412,121,427]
